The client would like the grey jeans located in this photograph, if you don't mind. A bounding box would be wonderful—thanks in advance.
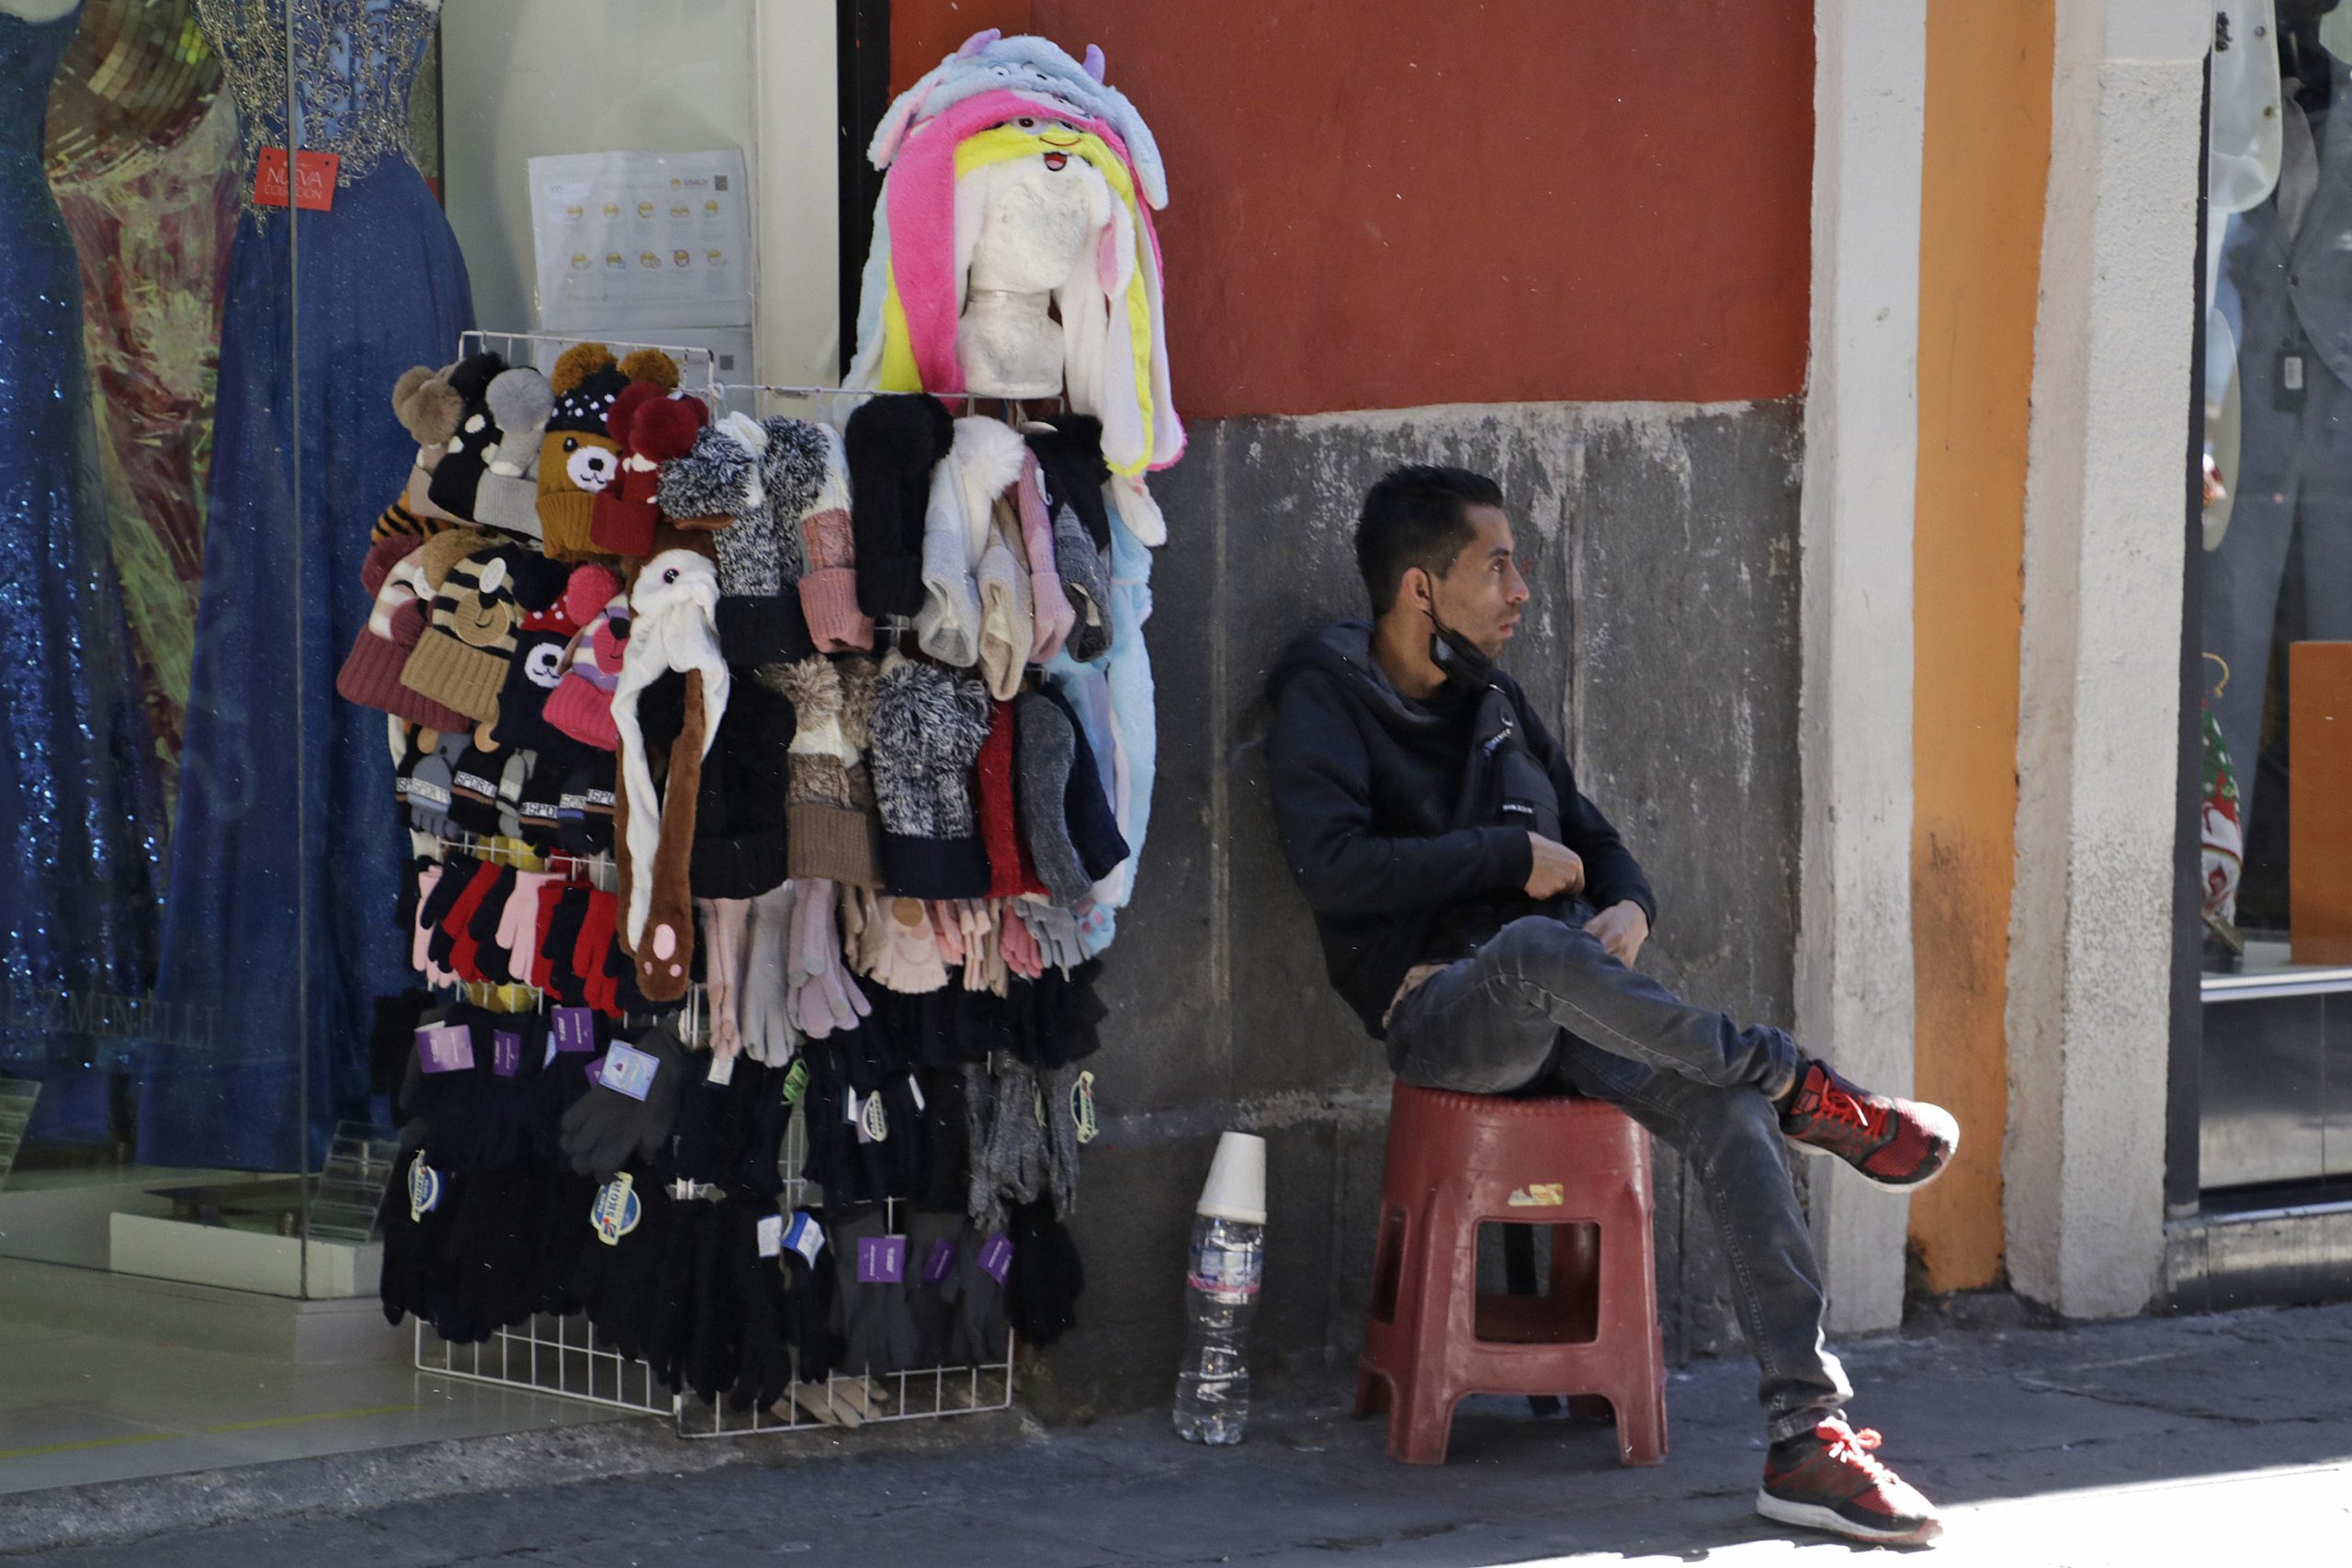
[1383,914,1849,1441]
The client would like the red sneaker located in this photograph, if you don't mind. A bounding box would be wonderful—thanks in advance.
[1758,1417,1943,1546]
[1778,1059,1958,1191]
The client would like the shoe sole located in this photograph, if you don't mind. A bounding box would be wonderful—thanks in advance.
[1756,1488,1943,1546]
[1785,1136,1955,1192]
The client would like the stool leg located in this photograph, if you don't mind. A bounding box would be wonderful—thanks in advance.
[1389,1190,1467,1465]
[1599,1177,1668,1466]
[1354,1363,1392,1419]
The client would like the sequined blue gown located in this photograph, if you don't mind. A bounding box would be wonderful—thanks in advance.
[0,0,164,1130]
[140,0,471,1169]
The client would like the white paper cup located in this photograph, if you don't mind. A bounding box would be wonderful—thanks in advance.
[1196,1130,1267,1224]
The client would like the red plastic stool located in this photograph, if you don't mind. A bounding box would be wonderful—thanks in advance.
[1355,1081,1668,1466]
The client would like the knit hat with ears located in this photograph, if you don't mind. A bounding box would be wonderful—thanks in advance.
[375,362,464,542]
[472,367,556,541]
[492,557,611,753]
[714,415,835,665]
[594,362,709,558]
[401,547,526,723]
[544,571,633,752]
[789,422,873,653]
[846,392,956,620]
[915,415,1025,670]
[656,412,767,532]
[537,343,631,560]
[425,351,511,521]
[338,538,474,732]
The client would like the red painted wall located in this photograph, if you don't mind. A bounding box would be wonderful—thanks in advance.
[889,1,1814,419]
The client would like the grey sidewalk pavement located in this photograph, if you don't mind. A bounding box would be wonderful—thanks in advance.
[8,1300,2352,1566]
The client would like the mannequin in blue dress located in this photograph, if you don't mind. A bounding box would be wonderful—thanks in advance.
[0,0,165,1141]
[140,0,473,1169]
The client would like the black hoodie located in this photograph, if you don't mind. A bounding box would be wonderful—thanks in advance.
[1265,621,1657,1038]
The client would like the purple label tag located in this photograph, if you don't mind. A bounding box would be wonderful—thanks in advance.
[856,1235,908,1285]
[922,1238,957,1284]
[977,1233,1012,1285]
[416,1023,474,1074]
[550,1007,597,1055]
[583,1056,605,1089]
[492,1031,523,1078]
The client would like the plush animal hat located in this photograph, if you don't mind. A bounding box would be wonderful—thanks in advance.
[538,343,632,560]
[472,367,556,541]
[850,89,1179,479]
[611,550,729,1000]
[871,28,1168,210]
[377,361,465,541]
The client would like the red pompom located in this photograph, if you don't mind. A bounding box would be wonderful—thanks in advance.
[631,395,710,462]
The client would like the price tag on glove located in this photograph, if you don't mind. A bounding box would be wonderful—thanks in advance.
[416,1023,475,1074]
[598,1039,661,1101]
[856,1234,908,1284]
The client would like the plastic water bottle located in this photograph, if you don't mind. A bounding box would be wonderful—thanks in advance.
[1173,1132,1266,1445]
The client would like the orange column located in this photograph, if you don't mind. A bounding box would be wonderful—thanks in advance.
[1910,0,2052,1292]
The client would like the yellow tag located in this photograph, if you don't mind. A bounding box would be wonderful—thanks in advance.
[1507,1183,1566,1208]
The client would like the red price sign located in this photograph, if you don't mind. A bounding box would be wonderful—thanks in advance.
[253,148,341,212]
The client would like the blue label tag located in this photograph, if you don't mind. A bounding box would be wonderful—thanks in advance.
[492,1030,523,1078]
[978,1233,1012,1284]
[407,1155,443,1222]
[856,1234,907,1284]
[782,1211,825,1266]
[416,1023,474,1074]
[599,1040,659,1101]
[590,1172,641,1246]
[1188,1238,1263,1296]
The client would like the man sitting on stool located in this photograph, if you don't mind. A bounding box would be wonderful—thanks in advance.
[1265,465,1957,1549]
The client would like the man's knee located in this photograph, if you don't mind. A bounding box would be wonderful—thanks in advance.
[1484,914,1604,977]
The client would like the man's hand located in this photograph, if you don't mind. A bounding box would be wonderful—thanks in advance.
[1526,833,1586,899]
[1584,900,1650,967]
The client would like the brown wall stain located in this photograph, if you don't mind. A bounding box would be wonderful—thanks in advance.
[1909,0,2052,1292]
[892,0,1815,418]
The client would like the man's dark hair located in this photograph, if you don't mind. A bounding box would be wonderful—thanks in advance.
[1354,465,1504,615]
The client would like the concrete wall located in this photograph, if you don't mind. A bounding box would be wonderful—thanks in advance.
[1027,399,1805,1416]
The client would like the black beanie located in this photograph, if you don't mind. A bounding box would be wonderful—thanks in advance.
[846,393,955,619]
[688,678,794,899]
[1025,414,1113,551]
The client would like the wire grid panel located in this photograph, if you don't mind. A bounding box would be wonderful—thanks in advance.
[410,1066,1016,1437]
[416,1314,680,1419]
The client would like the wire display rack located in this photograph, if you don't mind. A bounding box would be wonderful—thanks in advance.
[410,839,1014,1440]
[404,340,1025,1439]
[413,1102,1017,1438]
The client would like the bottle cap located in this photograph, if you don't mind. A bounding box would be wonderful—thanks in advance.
[1195,1130,1266,1224]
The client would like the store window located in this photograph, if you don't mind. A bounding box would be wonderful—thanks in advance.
[0,0,819,1296]
[2197,0,2352,1191]
[3,3,1166,1451]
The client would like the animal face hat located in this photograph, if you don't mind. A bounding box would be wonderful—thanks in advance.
[850,79,1182,479]
[871,28,1168,211]
[537,343,635,560]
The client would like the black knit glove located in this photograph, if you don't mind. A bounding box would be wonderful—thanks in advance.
[570,1175,673,1362]
[829,1203,920,1378]
[560,1025,687,1179]
[905,1208,964,1366]
[780,1209,842,1383]
[726,1200,795,1411]
[685,1199,741,1404]
[1005,1198,1083,1348]
[948,1221,1010,1367]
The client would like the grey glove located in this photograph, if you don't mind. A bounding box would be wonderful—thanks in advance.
[1052,502,1112,662]
[738,880,801,1066]
[408,730,469,839]
[1012,692,1091,905]
[969,1058,1047,1234]
[1014,899,1088,974]
[904,1207,965,1366]
[559,1024,688,1179]
[829,1202,921,1378]
[1039,1061,1083,1218]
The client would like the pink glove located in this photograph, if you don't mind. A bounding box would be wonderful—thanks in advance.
[499,871,561,981]
[930,901,968,965]
[1017,453,1076,661]
[876,900,948,994]
[695,896,750,1060]
[998,897,1045,980]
